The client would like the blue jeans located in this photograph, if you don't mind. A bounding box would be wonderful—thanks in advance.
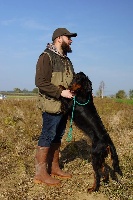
[38,112,68,147]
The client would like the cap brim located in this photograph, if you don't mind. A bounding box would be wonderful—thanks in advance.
[64,33,77,37]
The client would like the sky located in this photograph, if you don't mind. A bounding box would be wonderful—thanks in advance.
[0,0,133,96]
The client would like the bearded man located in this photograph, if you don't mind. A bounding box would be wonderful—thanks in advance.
[34,28,77,186]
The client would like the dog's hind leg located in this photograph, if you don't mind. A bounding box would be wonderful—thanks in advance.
[107,142,123,176]
[87,152,101,193]
[101,164,109,183]
[87,169,100,193]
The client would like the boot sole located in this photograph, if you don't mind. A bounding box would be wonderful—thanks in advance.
[51,174,72,179]
[33,179,61,186]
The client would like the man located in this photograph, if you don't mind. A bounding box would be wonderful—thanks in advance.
[34,28,77,186]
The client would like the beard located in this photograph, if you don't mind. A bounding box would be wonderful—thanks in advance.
[61,41,72,55]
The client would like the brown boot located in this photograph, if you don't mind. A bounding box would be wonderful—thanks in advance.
[33,146,60,186]
[48,143,72,179]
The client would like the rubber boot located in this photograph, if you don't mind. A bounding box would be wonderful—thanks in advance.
[48,143,72,179]
[33,146,60,186]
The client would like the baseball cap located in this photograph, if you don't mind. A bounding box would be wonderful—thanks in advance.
[52,28,77,41]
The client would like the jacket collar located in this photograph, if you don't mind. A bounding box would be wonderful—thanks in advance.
[46,43,66,58]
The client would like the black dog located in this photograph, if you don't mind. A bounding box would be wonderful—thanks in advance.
[60,72,122,192]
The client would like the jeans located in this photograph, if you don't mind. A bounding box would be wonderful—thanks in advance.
[38,112,68,147]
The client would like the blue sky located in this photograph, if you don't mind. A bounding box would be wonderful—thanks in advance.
[0,0,133,95]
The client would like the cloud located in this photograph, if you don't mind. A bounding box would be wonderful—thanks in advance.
[0,18,50,31]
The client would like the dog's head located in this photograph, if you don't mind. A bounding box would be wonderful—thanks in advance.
[69,72,92,95]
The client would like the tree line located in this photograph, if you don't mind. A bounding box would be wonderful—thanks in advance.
[12,88,38,93]
[1,86,133,99]
[96,81,133,99]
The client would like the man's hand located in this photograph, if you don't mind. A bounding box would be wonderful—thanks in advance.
[61,90,74,99]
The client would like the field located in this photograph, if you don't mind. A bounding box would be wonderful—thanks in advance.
[115,98,133,105]
[0,98,133,200]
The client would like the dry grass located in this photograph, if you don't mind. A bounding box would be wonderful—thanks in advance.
[0,98,133,200]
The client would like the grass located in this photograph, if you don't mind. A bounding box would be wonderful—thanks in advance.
[115,98,133,105]
[6,95,36,99]
[0,98,133,200]
[5,93,37,99]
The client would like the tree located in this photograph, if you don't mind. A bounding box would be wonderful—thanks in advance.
[23,88,29,93]
[129,89,133,99]
[13,88,22,93]
[96,90,101,97]
[99,81,105,98]
[32,88,38,93]
[116,90,126,99]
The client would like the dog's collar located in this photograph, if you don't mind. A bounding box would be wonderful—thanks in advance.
[73,95,90,106]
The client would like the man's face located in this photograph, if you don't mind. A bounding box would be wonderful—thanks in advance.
[61,36,72,54]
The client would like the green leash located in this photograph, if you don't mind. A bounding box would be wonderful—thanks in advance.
[66,95,90,142]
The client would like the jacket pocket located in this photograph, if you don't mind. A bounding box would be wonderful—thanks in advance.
[37,94,61,114]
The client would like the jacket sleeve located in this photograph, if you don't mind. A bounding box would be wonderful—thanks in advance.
[35,53,63,99]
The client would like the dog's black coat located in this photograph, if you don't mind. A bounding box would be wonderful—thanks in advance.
[60,72,122,192]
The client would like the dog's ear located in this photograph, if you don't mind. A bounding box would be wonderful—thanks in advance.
[87,79,92,92]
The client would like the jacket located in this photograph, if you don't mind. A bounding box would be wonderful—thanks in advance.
[35,47,74,113]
